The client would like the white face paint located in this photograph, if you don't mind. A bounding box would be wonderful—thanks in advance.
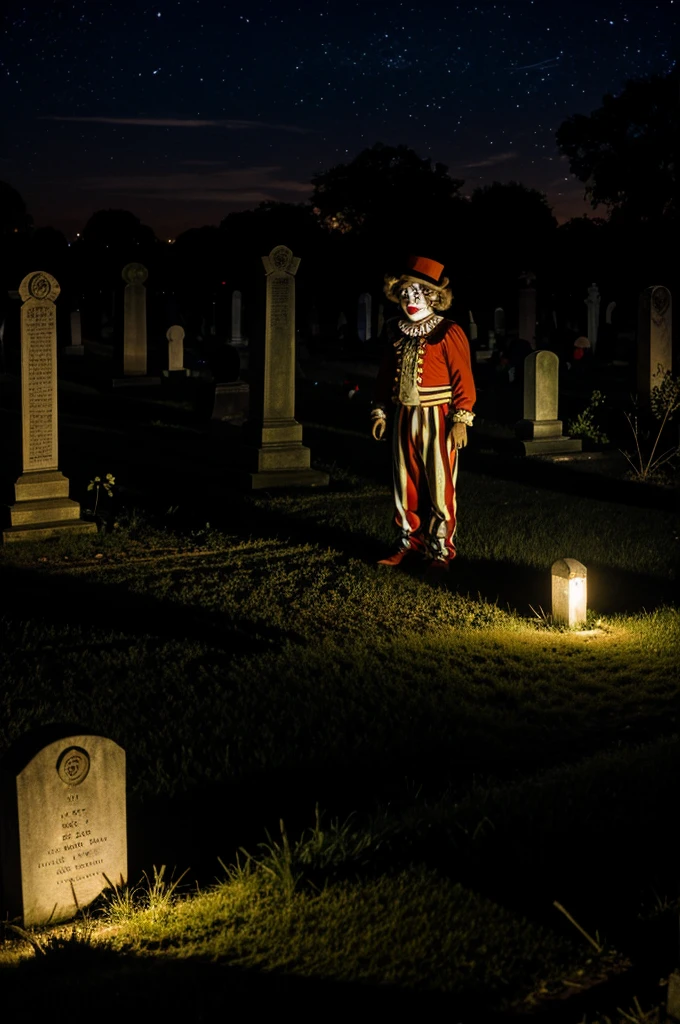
[399,281,434,323]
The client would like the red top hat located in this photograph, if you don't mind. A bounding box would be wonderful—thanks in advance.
[406,255,446,287]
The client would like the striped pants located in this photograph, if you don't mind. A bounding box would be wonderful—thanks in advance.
[392,404,459,562]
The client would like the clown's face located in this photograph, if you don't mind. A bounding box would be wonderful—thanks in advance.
[399,281,434,322]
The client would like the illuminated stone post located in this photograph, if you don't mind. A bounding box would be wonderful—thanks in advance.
[166,324,185,372]
[551,558,587,627]
[3,272,96,542]
[245,245,328,488]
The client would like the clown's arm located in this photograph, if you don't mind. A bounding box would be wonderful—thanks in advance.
[444,324,476,447]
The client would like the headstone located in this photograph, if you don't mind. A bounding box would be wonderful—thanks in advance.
[637,285,672,405]
[518,271,537,348]
[605,301,616,325]
[468,310,478,343]
[3,272,97,542]
[212,381,250,424]
[515,350,582,455]
[494,307,505,339]
[166,324,185,372]
[0,729,126,926]
[357,293,372,342]
[122,262,148,375]
[244,245,329,488]
[64,310,84,356]
[585,283,600,353]
[231,290,242,344]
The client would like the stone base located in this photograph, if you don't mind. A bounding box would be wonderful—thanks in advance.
[9,496,83,528]
[516,419,563,440]
[64,345,85,356]
[111,376,161,388]
[517,437,583,456]
[247,468,330,490]
[3,518,98,543]
[14,471,70,502]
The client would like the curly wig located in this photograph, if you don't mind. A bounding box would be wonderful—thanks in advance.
[383,273,453,312]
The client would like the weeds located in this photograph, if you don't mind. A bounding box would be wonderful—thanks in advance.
[568,390,609,445]
[622,368,680,481]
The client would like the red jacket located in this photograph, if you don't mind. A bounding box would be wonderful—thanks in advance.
[373,317,476,415]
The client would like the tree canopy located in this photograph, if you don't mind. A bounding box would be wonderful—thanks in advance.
[556,71,679,224]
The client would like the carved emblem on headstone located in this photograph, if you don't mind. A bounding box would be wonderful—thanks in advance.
[56,746,91,786]
[122,262,149,286]
[263,245,300,276]
[19,271,60,303]
[651,286,671,323]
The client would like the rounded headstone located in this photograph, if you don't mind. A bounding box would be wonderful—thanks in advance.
[19,271,60,303]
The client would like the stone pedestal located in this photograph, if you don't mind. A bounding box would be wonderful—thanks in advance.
[637,285,672,406]
[244,246,328,489]
[515,349,581,456]
[4,273,96,543]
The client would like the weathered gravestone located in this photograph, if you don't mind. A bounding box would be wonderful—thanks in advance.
[518,271,537,348]
[112,262,160,386]
[244,245,329,488]
[231,289,243,344]
[357,293,372,342]
[585,283,600,354]
[515,349,582,455]
[494,307,506,340]
[64,310,84,356]
[0,729,126,926]
[3,272,97,542]
[166,324,186,372]
[637,285,672,405]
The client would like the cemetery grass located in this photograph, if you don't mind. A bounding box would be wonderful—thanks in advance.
[0,450,678,1012]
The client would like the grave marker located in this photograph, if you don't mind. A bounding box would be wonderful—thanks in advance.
[245,245,328,488]
[518,271,537,348]
[637,285,672,405]
[3,272,96,542]
[64,310,84,356]
[585,282,600,353]
[515,349,582,455]
[357,293,372,342]
[0,729,126,926]
[494,307,506,340]
[166,324,185,372]
[231,290,243,344]
[122,262,148,376]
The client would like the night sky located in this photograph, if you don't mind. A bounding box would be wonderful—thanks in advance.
[1,0,677,239]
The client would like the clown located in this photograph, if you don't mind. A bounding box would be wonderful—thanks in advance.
[371,255,476,571]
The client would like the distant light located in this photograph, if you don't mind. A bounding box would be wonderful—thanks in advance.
[551,558,587,627]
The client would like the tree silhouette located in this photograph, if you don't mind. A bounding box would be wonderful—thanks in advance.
[556,72,679,224]
[311,143,466,262]
[0,180,31,235]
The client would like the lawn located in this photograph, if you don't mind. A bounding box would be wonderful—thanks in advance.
[0,381,678,1020]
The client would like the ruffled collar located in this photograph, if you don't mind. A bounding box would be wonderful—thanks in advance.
[397,313,443,338]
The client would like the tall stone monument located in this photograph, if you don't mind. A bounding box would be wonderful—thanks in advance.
[231,289,243,344]
[3,272,97,542]
[64,310,84,356]
[245,245,328,488]
[0,728,126,926]
[518,271,537,348]
[637,285,672,405]
[122,262,148,376]
[585,282,600,353]
[357,293,372,342]
[515,350,582,455]
[494,307,506,340]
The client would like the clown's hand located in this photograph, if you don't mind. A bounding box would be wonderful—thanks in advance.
[371,409,387,441]
[451,422,468,449]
